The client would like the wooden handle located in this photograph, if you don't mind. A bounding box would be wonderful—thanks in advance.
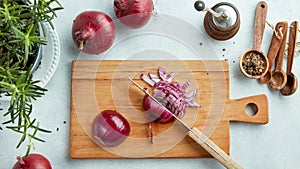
[253,1,268,50]
[274,22,288,71]
[224,94,268,124]
[266,22,285,71]
[188,128,243,169]
[286,21,299,75]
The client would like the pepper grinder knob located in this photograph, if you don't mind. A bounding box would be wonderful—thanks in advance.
[194,1,206,11]
[194,1,240,40]
[194,1,222,18]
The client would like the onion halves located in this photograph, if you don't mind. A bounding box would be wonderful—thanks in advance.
[92,110,131,147]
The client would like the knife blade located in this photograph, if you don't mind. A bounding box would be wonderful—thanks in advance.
[127,76,243,169]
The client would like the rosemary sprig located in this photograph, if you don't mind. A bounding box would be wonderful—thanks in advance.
[0,66,50,157]
[30,0,64,29]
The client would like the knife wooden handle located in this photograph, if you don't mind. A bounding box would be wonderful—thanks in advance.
[188,127,243,169]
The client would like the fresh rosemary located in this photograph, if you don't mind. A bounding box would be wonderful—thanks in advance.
[0,0,63,156]
[0,0,63,69]
[0,66,50,156]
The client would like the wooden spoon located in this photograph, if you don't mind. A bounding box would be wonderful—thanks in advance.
[240,1,268,79]
[281,21,299,95]
[269,22,288,90]
[259,22,285,84]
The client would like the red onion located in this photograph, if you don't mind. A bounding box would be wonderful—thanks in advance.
[12,154,52,169]
[141,67,200,143]
[92,110,131,147]
[114,0,153,29]
[141,67,200,123]
[143,95,174,124]
[72,11,116,55]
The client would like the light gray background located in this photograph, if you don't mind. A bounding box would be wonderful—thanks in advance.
[1,0,300,168]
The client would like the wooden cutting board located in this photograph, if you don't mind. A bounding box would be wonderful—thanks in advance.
[70,60,268,159]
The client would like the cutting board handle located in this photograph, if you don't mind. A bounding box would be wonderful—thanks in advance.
[224,94,268,124]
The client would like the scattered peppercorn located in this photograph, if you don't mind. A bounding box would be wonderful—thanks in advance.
[242,52,265,76]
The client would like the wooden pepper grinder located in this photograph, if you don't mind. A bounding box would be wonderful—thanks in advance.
[194,1,240,40]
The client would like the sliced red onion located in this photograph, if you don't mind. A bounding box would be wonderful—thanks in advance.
[143,95,174,124]
[142,67,200,123]
[141,73,155,86]
[149,73,160,83]
[141,67,200,144]
[92,110,131,147]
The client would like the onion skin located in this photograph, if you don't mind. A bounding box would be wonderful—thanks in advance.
[72,11,116,55]
[114,0,153,29]
[93,110,131,147]
[12,154,52,169]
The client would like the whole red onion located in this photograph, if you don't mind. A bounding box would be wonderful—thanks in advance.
[93,110,131,147]
[12,154,52,169]
[114,0,153,29]
[72,11,116,55]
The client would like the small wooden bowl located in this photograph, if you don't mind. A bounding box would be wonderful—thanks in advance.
[240,50,269,79]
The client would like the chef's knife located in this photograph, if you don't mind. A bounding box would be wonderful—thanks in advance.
[127,76,243,169]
